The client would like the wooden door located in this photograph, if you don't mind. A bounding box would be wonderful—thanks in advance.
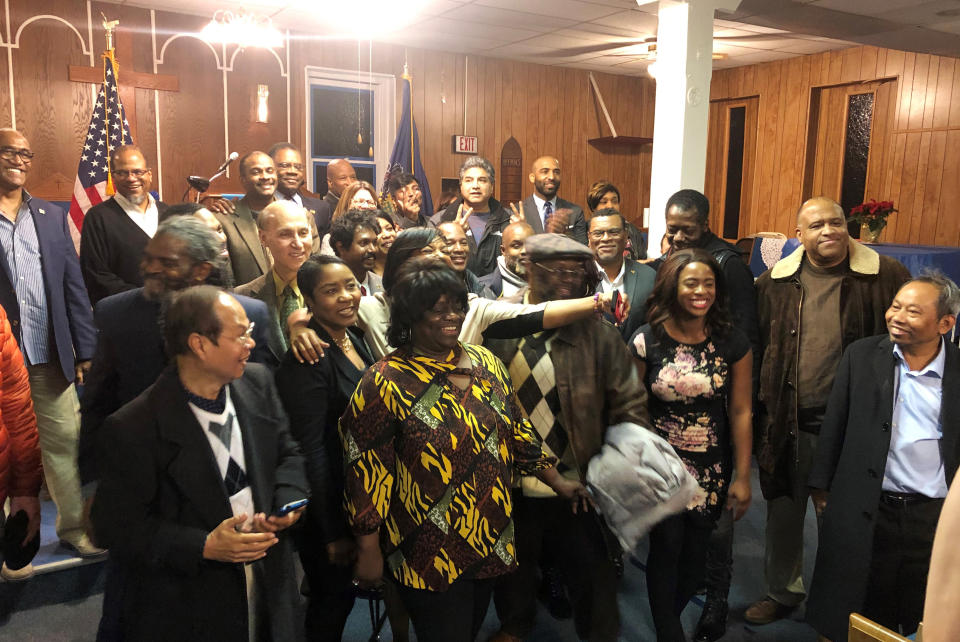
[801,79,896,235]
[705,96,759,240]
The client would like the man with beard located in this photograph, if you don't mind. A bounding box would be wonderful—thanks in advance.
[80,216,272,488]
[269,143,331,240]
[438,156,512,277]
[80,145,170,305]
[485,234,649,642]
[329,209,382,296]
[0,128,99,557]
[385,172,431,229]
[520,156,587,245]
[589,208,655,342]
[161,203,235,289]
[436,221,495,298]
[215,151,275,286]
[236,201,312,364]
[480,221,534,298]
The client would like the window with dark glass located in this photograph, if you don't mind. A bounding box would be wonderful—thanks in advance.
[840,93,874,237]
[722,106,746,239]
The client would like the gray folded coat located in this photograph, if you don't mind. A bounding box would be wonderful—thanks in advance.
[586,422,703,552]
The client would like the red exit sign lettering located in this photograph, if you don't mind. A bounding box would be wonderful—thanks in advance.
[453,135,478,154]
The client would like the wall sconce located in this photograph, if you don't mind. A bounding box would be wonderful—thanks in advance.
[255,84,269,123]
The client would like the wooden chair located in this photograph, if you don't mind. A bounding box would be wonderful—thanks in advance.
[848,613,923,642]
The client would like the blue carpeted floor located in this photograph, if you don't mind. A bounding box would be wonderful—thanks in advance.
[0,463,820,641]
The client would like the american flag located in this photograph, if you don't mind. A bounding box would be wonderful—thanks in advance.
[68,50,133,242]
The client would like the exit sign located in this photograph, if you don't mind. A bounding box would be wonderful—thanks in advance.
[453,135,478,154]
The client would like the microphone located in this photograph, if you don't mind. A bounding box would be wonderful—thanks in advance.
[215,151,239,175]
[186,152,238,195]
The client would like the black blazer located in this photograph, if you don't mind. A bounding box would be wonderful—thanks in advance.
[275,322,372,543]
[79,287,274,484]
[79,197,169,305]
[90,364,309,641]
[301,192,331,240]
[0,196,96,382]
[600,258,656,343]
[806,335,960,641]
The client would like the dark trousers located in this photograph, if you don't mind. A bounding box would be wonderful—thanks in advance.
[298,535,356,641]
[702,506,733,603]
[494,493,619,642]
[646,511,715,642]
[395,577,494,642]
[861,495,943,636]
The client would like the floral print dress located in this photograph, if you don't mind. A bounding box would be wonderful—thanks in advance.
[630,324,750,523]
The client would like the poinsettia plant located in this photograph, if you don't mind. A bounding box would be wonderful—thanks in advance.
[848,199,897,235]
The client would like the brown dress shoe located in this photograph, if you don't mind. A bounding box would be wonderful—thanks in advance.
[744,597,796,625]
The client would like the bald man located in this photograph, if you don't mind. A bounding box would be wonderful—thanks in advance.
[520,155,587,245]
[479,221,534,298]
[312,159,357,235]
[745,196,911,627]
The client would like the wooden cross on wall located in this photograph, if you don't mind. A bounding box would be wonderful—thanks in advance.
[68,26,179,143]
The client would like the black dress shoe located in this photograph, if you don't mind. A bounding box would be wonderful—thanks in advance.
[694,599,728,642]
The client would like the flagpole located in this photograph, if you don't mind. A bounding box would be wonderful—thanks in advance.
[102,14,120,196]
[403,62,413,172]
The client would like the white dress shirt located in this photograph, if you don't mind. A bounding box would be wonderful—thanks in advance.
[113,192,159,238]
[597,260,626,295]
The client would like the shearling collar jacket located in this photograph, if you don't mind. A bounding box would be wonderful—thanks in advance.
[754,240,911,500]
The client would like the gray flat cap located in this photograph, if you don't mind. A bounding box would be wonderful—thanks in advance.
[525,233,594,262]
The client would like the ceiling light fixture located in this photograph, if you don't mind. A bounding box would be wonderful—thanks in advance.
[201,9,284,49]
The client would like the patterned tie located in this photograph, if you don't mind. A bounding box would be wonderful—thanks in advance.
[279,285,299,350]
[543,201,553,230]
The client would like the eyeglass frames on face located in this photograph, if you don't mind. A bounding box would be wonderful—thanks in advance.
[112,169,150,179]
[533,262,585,280]
[588,228,624,240]
[0,147,34,162]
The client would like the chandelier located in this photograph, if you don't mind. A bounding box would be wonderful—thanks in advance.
[200,10,284,49]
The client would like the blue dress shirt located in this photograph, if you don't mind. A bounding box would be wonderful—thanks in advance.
[0,192,50,365]
[883,338,948,498]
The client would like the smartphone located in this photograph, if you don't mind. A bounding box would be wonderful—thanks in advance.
[275,498,309,517]
[611,290,626,325]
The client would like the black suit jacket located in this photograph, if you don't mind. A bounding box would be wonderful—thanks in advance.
[521,194,588,245]
[275,322,372,543]
[806,335,960,641]
[311,192,338,240]
[91,364,308,641]
[79,197,169,305]
[0,196,96,382]
[599,258,656,342]
[79,288,274,484]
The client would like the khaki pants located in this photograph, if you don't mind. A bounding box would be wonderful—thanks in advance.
[764,430,823,606]
[27,362,84,542]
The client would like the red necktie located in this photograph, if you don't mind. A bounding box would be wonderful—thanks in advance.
[360,285,367,296]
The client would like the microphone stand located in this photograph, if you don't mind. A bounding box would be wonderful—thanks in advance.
[183,167,231,203]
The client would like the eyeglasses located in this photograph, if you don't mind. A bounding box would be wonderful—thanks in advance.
[276,162,304,171]
[533,262,585,280]
[112,169,149,179]
[589,228,624,240]
[230,321,256,345]
[0,147,34,162]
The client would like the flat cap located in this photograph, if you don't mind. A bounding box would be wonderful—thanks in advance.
[525,233,594,262]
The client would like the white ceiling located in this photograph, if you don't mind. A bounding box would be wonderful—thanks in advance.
[113,0,960,76]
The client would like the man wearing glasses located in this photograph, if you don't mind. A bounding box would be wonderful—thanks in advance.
[269,142,330,240]
[0,128,100,557]
[80,145,169,305]
[588,208,655,342]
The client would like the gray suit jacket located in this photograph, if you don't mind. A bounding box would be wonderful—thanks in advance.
[363,271,384,297]
[215,198,269,287]
[522,195,588,245]
[235,270,286,364]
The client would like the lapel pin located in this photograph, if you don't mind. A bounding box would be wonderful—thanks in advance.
[38,208,45,215]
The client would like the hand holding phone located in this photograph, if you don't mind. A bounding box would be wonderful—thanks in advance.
[275,498,309,517]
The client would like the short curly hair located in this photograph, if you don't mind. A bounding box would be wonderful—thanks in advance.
[387,257,468,348]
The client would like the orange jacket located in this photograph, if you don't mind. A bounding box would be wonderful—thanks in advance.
[0,303,40,503]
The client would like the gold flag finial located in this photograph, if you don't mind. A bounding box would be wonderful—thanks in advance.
[101,13,119,51]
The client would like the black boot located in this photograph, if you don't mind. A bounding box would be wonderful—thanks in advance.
[694,598,728,642]
[537,565,572,620]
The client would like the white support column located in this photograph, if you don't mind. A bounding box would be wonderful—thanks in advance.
[646,0,717,258]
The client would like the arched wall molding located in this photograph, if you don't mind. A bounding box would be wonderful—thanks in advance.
[156,32,223,69]
[227,45,287,76]
[13,14,89,55]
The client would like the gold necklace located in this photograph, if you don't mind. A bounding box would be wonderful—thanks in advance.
[334,334,353,352]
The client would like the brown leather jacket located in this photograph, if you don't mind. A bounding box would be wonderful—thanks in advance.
[755,240,910,499]
[485,291,650,479]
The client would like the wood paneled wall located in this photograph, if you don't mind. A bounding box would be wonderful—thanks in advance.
[708,45,960,246]
[4,0,655,226]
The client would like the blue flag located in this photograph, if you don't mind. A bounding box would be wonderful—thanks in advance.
[382,72,433,216]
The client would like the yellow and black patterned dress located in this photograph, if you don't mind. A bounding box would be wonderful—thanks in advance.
[340,342,555,592]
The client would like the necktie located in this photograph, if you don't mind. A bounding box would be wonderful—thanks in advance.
[543,201,553,229]
[360,284,367,296]
[279,285,299,350]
